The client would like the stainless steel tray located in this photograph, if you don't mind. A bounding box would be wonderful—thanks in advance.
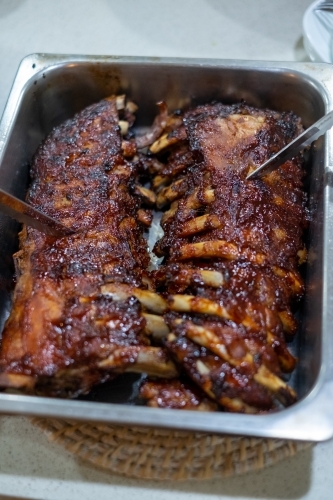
[0,54,332,442]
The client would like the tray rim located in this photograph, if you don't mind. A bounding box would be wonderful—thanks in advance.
[0,53,333,442]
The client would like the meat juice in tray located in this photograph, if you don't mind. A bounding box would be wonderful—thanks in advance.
[0,92,307,414]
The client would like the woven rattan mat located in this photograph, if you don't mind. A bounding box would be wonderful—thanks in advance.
[33,418,312,480]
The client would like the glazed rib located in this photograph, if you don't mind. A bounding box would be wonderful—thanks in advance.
[139,377,218,411]
[150,102,308,413]
[0,96,177,397]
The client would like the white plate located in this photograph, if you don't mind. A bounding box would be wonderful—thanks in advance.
[303,0,333,62]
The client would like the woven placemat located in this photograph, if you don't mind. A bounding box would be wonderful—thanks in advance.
[32,418,312,480]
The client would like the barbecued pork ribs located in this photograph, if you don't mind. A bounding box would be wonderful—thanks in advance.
[139,377,217,411]
[0,96,307,413]
[0,96,177,397]
[148,102,308,413]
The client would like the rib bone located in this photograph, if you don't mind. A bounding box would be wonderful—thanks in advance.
[220,397,258,414]
[177,240,239,261]
[98,346,178,378]
[253,365,296,405]
[272,267,303,295]
[150,133,179,154]
[0,373,36,391]
[180,214,221,236]
[176,240,267,265]
[100,283,168,314]
[153,174,171,190]
[118,120,129,135]
[143,313,170,339]
[183,322,253,365]
[156,178,187,208]
[183,188,215,214]
[267,332,297,372]
[174,268,225,288]
[278,310,297,335]
[161,201,179,226]
[134,185,157,205]
[168,294,231,320]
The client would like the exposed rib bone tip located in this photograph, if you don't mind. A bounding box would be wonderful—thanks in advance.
[177,240,239,261]
[135,185,157,205]
[115,94,126,110]
[150,133,179,154]
[168,294,231,320]
[100,284,167,314]
[254,364,296,403]
[118,120,129,136]
[176,268,225,288]
[180,214,221,236]
[142,313,170,338]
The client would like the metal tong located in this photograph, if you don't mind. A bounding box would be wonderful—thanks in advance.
[0,188,73,237]
[315,1,333,12]
[247,110,333,180]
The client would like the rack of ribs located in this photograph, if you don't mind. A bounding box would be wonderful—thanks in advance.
[0,95,177,397]
[146,101,308,413]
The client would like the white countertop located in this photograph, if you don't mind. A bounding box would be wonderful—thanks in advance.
[0,1,331,499]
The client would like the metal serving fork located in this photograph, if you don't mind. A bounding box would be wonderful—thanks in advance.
[314,1,333,33]
[315,1,333,11]
[0,187,73,237]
